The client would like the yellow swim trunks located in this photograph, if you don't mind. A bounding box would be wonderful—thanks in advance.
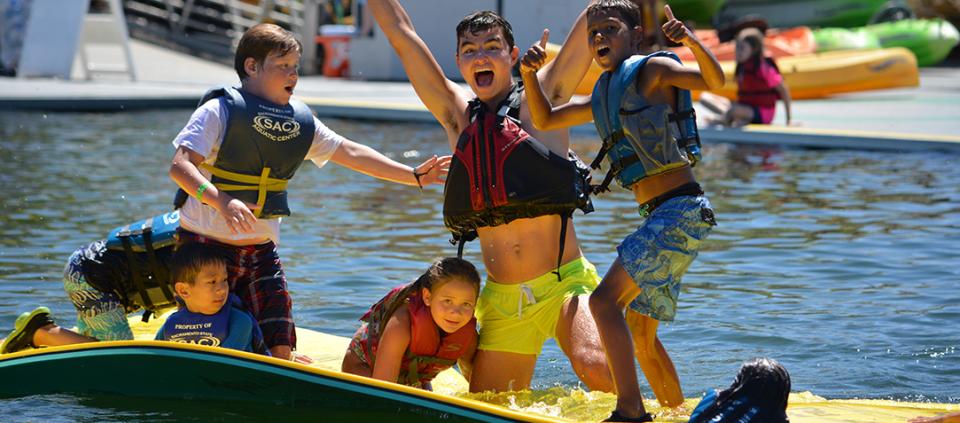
[476,257,600,355]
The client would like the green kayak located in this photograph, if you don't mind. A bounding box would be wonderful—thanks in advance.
[813,27,881,51]
[859,18,960,66]
[814,19,959,66]
[716,0,893,28]
[665,0,726,28]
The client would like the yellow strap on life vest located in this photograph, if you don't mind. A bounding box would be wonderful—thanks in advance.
[200,163,288,218]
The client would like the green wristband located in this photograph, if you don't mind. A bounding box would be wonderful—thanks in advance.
[196,181,212,202]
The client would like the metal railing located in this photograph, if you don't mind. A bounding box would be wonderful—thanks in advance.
[122,0,318,71]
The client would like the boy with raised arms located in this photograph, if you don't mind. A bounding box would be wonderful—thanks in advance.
[367,0,615,392]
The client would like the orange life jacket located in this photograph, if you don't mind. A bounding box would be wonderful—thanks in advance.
[354,284,477,388]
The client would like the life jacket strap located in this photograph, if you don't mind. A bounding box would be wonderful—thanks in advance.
[594,153,641,194]
[553,213,570,282]
[589,132,618,170]
[119,235,154,311]
[141,226,174,310]
[669,109,695,122]
[457,237,467,260]
[200,163,289,218]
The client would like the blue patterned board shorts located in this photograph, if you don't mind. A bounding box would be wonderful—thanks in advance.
[617,195,715,322]
[63,249,134,341]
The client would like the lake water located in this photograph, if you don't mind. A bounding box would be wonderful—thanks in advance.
[0,110,957,420]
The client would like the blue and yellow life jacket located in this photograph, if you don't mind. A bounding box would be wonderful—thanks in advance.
[174,86,315,218]
[590,51,702,193]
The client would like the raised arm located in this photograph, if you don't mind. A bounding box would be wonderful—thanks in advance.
[330,139,450,187]
[368,0,470,131]
[520,30,593,131]
[656,5,725,91]
[533,3,595,104]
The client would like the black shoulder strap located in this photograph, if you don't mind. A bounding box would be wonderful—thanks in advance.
[553,212,571,282]
[119,235,153,311]
[498,82,524,121]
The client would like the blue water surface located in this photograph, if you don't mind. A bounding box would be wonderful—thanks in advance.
[0,110,957,419]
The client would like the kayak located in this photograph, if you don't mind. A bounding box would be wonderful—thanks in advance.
[673,26,817,62]
[858,18,960,66]
[1,311,957,422]
[700,47,920,100]
[547,44,919,100]
[814,19,960,66]
[714,0,895,28]
[662,0,726,28]
[813,27,882,52]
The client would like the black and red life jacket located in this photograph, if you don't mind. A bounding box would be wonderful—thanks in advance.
[442,83,593,267]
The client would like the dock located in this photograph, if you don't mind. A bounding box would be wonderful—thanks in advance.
[1,39,959,152]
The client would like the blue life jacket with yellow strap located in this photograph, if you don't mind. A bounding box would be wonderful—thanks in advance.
[590,51,702,193]
[442,83,594,278]
[173,86,315,218]
[101,211,180,321]
[159,294,269,355]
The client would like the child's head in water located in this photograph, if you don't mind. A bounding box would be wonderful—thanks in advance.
[414,257,481,334]
[690,357,791,423]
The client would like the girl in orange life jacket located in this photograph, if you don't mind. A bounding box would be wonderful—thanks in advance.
[700,27,793,126]
[342,258,481,390]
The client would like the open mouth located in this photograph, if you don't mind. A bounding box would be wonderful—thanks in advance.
[474,70,495,88]
[284,85,294,94]
[596,46,611,58]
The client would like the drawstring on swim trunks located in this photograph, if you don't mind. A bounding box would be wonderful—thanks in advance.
[517,284,537,319]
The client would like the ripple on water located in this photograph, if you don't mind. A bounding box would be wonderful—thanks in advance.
[0,113,958,416]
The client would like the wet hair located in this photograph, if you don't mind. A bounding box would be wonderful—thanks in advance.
[734,27,766,76]
[170,243,228,286]
[689,357,791,423]
[412,257,481,297]
[456,11,515,51]
[587,0,642,30]
[234,23,302,81]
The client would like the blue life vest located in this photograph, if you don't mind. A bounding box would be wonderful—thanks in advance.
[590,51,702,192]
[173,86,316,219]
[103,211,180,319]
[688,388,788,423]
[159,294,267,354]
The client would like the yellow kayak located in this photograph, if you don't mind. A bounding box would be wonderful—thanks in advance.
[548,44,919,100]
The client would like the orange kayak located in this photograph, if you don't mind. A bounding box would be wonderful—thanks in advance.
[671,27,817,62]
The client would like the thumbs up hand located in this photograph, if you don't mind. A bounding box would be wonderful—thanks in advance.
[520,29,550,74]
[661,5,693,45]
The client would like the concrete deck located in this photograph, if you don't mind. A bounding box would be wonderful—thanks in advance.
[2,39,959,152]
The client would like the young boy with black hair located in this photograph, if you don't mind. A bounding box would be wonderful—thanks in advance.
[521,1,724,420]
[156,243,268,355]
